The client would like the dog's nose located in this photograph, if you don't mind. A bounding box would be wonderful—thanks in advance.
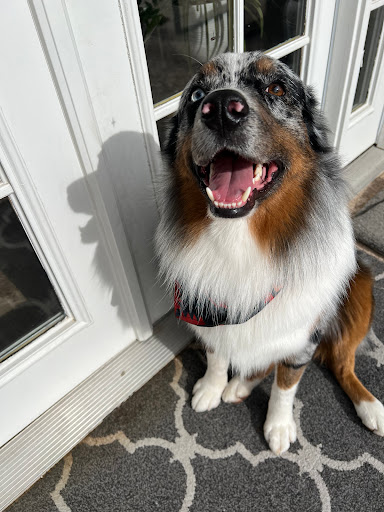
[201,90,249,132]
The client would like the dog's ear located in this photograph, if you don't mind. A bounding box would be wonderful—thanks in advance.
[302,86,332,153]
[162,114,179,163]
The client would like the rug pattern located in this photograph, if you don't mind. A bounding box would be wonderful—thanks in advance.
[7,251,384,512]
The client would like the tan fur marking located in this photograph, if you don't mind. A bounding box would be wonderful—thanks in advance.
[201,61,217,76]
[174,134,210,243]
[315,264,375,404]
[276,363,307,390]
[255,56,275,74]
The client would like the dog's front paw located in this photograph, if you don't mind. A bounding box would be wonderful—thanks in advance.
[191,377,226,412]
[264,415,297,455]
[222,376,253,403]
[355,398,384,436]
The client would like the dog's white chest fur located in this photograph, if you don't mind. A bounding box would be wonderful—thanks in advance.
[164,214,355,376]
[183,219,307,373]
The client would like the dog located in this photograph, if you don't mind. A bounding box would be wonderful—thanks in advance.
[155,51,384,455]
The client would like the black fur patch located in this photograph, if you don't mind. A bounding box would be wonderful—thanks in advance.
[310,329,322,345]
[302,88,332,153]
[163,115,179,163]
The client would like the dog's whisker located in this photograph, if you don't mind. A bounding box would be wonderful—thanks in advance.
[172,53,203,66]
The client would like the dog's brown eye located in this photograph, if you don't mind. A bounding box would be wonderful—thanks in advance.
[266,83,285,96]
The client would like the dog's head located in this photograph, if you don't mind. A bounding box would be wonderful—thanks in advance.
[164,51,332,223]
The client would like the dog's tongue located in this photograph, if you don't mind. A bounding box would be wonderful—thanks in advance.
[209,153,254,202]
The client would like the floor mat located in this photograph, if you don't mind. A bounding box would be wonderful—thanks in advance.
[6,250,384,512]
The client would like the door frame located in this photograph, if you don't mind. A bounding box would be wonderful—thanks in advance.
[0,0,154,447]
[324,0,384,166]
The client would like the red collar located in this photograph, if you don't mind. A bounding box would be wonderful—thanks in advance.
[174,282,280,327]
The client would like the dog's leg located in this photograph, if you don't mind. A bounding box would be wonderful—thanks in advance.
[192,350,229,412]
[264,363,306,455]
[222,364,274,404]
[323,345,384,435]
[333,358,384,436]
[317,264,384,436]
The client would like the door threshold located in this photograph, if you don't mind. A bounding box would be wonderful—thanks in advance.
[344,145,384,197]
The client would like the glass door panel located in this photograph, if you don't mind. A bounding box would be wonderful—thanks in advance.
[244,0,307,51]
[0,196,65,362]
[139,0,233,104]
[142,0,314,138]
[280,47,302,75]
[353,5,384,110]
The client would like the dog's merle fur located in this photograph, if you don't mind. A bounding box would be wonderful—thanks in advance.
[155,52,384,454]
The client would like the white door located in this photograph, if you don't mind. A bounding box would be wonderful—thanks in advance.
[0,1,154,446]
[324,0,384,165]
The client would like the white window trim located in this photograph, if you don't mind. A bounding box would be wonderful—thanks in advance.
[0,182,13,200]
[0,109,90,386]
[324,0,384,164]
[323,0,369,148]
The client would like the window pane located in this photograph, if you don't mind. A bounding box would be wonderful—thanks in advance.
[245,0,306,52]
[138,0,233,105]
[279,48,302,75]
[0,197,65,362]
[353,6,384,110]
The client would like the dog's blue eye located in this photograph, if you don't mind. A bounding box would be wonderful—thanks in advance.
[191,88,206,102]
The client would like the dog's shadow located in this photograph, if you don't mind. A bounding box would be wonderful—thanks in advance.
[178,347,380,456]
[66,130,165,329]
[242,375,273,439]
[316,363,360,422]
[180,344,271,450]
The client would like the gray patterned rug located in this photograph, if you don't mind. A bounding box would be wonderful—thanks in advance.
[6,247,384,512]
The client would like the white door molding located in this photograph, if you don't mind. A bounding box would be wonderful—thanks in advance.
[323,0,368,150]
[57,0,172,324]
[323,0,384,164]
[30,0,154,339]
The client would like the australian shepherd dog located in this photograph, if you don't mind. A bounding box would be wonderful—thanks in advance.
[155,52,384,454]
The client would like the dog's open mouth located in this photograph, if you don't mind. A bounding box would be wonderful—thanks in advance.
[196,150,281,217]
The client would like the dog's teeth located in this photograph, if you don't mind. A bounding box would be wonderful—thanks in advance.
[237,201,242,207]
[242,186,251,203]
[214,201,219,207]
[254,163,263,180]
[206,187,214,202]
[219,202,224,207]
[232,202,236,208]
